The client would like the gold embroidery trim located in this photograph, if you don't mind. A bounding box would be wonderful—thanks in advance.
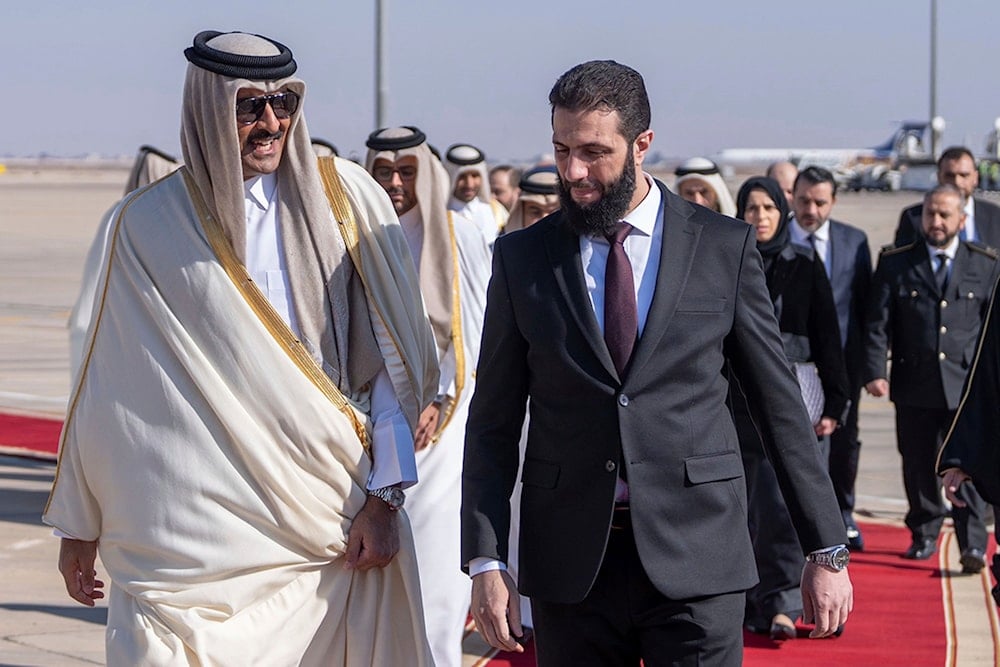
[182,168,370,452]
[432,210,466,439]
[316,157,424,412]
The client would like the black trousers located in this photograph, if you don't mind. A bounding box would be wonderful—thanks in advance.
[895,404,988,550]
[743,446,806,628]
[530,513,744,667]
[829,384,862,525]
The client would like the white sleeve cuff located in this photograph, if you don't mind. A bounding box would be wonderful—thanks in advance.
[468,557,508,578]
[53,528,81,540]
[368,366,418,491]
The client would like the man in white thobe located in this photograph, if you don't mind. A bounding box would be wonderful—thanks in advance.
[46,30,438,666]
[366,126,492,667]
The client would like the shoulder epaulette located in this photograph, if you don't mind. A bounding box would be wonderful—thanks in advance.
[964,240,999,259]
[880,242,915,256]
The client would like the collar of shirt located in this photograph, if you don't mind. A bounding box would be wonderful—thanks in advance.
[925,234,959,263]
[589,173,661,242]
[244,172,278,212]
[789,216,830,244]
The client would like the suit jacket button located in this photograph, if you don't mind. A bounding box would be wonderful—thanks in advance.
[967,291,975,299]
[605,460,617,472]
[940,325,947,334]
[618,394,629,407]
[940,300,948,308]
[939,352,947,360]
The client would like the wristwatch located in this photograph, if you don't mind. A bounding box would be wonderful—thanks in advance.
[368,486,405,511]
[806,546,850,572]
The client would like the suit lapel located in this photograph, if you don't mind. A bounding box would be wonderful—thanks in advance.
[628,185,702,378]
[544,217,618,379]
[948,243,970,297]
[829,221,845,280]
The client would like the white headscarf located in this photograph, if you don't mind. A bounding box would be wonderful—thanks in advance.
[444,143,492,204]
[365,128,455,356]
[674,156,736,217]
[180,31,383,396]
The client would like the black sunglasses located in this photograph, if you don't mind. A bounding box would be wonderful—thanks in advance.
[235,91,300,125]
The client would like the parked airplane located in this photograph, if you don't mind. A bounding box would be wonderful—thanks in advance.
[711,121,932,171]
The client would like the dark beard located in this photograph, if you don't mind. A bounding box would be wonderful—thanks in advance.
[558,149,637,238]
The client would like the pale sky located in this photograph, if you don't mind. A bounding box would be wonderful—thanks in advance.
[5,0,1000,163]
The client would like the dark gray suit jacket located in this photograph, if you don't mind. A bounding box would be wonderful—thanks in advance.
[461,182,845,604]
[894,198,1000,248]
[826,220,872,386]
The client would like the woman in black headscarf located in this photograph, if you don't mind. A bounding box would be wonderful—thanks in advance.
[732,176,850,639]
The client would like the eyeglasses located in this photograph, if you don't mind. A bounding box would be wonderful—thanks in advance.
[372,165,418,182]
[235,91,300,125]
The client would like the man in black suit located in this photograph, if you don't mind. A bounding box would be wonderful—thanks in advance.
[461,60,852,665]
[865,184,999,571]
[788,166,872,551]
[893,146,1000,247]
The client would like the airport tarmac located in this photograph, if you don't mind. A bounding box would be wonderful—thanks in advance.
[0,165,990,664]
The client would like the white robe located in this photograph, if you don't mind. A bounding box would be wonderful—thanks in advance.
[45,169,433,666]
[405,214,491,667]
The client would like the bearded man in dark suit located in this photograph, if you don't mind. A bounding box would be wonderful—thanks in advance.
[894,146,1000,248]
[461,60,853,666]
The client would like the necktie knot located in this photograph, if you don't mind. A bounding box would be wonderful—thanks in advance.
[608,222,633,246]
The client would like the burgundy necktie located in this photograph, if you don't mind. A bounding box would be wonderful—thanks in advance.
[604,222,637,376]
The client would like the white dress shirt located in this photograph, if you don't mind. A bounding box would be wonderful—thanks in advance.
[790,216,831,277]
[925,234,959,279]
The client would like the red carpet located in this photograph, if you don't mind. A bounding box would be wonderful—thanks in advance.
[1,411,988,665]
[483,522,953,666]
[0,412,62,458]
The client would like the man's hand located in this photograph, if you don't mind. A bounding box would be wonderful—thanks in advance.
[471,569,524,653]
[345,495,400,570]
[942,467,972,506]
[58,538,105,607]
[801,562,853,638]
[865,379,888,397]
[414,402,441,451]
[815,417,838,437]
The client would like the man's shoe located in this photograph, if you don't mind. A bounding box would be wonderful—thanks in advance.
[846,524,865,552]
[769,613,797,641]
[960,548,986,574]
[903,538,937,560]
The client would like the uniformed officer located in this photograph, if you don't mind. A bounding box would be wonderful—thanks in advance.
[864,184,1000,571]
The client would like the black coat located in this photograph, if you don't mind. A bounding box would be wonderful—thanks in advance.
[765,243,851,422]
[864,240,1000,410]
[937,274,1000,504]
[461,182,845,604]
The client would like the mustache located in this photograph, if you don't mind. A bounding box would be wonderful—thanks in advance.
[563,179,601,191]
[246,129,284,144]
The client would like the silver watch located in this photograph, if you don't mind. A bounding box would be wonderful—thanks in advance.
[806,546,850,572]
[368,486,405,511]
